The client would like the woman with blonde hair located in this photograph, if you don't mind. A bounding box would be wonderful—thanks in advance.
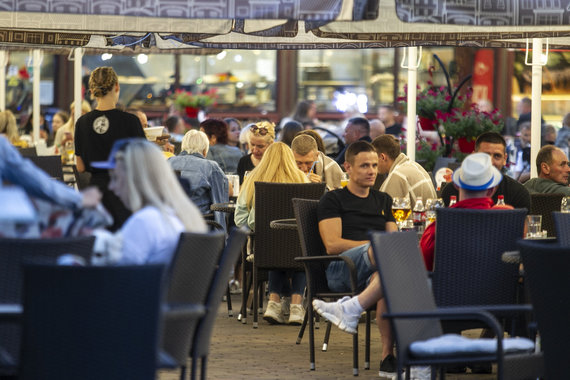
[234,142,308,325]
[74,66,146,231]
[0,110,21,145]
[54,100,91,153]
[92,138,206,264]
[236,120,275,184]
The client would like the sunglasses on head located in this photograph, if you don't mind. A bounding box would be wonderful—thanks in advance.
[250,125,269,136]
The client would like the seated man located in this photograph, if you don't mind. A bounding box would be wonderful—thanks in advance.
[291,134,343,190]
[441,132,530,209]
[372,134,436,204]
[313,141,398,377]
[524,145,570,196]
[421,152,511,271]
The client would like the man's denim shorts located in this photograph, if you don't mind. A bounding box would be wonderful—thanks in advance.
[325,243,374,292]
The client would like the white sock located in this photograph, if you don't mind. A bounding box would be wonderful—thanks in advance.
[342,296,364,316]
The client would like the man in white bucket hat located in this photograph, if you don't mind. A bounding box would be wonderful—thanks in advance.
[420,152,512,271]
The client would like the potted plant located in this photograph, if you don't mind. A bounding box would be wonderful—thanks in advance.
[173,89,217,119]
[436,106,504,153]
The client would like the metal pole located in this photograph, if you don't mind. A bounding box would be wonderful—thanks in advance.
[530,38,543,179]
[74,48,84,124]
[0,51,7,111]
[32,49,42,143]
[406,47,418,161]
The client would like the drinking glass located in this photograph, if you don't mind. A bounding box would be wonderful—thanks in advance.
[340,173,349,188]
[392,196,411,230]
[561,197,570,213]
[526,215,542,239]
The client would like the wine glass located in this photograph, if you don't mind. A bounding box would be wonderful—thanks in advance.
[561,197,570,213]
[392,196,411,230]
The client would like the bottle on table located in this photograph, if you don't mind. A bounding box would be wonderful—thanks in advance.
[496,195,505,206]
[449,195,457,207]
[412,196,425,232]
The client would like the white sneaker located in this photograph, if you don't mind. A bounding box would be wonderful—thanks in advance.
[263,300,284,324]
[410,366,431,380]
[312,297,359,334]
[288,304,305,325]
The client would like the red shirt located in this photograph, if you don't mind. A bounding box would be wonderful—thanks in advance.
[419,197,513,271]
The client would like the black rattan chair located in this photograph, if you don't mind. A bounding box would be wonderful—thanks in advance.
[160,231,226,380]
[250,182,326,328]
[432,208,527,334]
[370,231,543,380]
[552,211,570,245]
[28,155,64,181]
[19,264,169,380]
[519,240,570,380]
[0,236,95,374]
[292,198,371,375]
[190,227,249,380]
[530,193,564,238]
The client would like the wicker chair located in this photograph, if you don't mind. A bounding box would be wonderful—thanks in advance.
[552,211,570,245]
[292,198,371,375]
[160,231,226,380]
[432,208,527,334]
[0,236,95,374]
[28,155,64,182]
[190,227,248,380]
[370,231,543,380]
[519,240,570,380]
[530,193,564,237]
[19,264,170,380]
[250,182,326,328]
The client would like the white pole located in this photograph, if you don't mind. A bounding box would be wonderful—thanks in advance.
[530,38,543,179]
[32,49,42,143]
[0,51,7,111]
[406,47,418,161]
[73,48,84,124]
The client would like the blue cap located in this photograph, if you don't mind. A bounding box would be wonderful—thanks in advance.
[90,138,142,169]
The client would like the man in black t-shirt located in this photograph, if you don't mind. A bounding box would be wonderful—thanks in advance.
[314,141,399,376]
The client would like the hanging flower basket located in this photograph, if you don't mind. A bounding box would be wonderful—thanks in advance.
[184,106,200,119]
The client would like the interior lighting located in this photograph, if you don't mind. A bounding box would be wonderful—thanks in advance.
[234,54,242,62]
[216,51,227,60]
[137,54,148,64]
[101,53,113,61]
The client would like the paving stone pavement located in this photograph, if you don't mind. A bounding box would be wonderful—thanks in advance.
[159,295,497,380]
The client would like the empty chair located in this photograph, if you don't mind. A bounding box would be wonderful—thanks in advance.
[530,193,564,237]
[519,240,570,380]
[0,236,95,374]
[160,231,226,380]
[28,155,64,181]
[19,264,169,380]
[190,227,248,380]
[293,198,371,375]
[370,230,543,380]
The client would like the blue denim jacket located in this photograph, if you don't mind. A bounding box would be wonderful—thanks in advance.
[0,136,82,210]
[169,152,229,229]
[206,144,243,174]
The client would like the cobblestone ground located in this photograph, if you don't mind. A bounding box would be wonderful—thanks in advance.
[159,295,497,380]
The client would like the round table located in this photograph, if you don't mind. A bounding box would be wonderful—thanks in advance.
[210,202,236,214]
[269,218,297,230]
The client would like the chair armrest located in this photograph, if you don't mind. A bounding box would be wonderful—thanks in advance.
[383,307,505,342]
[162,303,207,320]
[295,255,359,293]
